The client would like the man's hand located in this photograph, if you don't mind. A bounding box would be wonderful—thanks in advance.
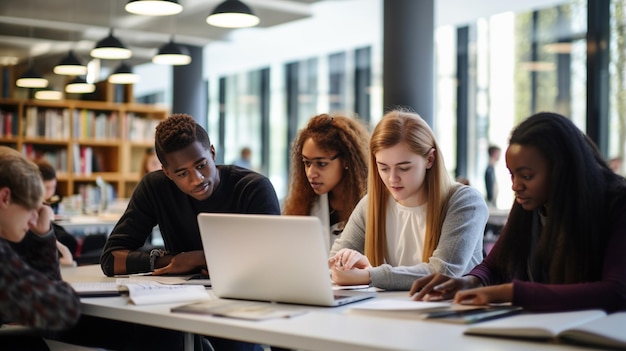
[152,250,206,275]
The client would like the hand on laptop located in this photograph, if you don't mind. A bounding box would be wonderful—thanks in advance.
[329,248,371,270]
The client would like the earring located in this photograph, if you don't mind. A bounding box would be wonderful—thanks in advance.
[344,166,348,170]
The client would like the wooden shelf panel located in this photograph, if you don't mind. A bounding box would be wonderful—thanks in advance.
[0,98,168,199]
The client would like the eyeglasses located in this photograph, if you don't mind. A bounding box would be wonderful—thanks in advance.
[302,153,342,169]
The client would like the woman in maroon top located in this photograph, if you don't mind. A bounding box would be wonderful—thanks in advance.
[410,112,626,312]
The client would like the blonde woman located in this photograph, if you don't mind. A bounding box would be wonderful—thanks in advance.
[329,109,488,290]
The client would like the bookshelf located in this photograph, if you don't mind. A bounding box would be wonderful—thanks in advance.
[0,98,168,200]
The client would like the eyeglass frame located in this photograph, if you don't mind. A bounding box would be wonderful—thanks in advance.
[301,152,342,169]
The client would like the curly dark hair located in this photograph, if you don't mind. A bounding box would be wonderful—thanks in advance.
[154,113,211,166]
[282,113,369,224]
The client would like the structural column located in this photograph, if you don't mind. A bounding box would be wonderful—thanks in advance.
[586,0,610,157]
[173,45,207,128]
[383,0,435,127]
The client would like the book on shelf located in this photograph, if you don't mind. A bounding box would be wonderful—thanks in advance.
[464,309,626,350]
[0,110,17,137]
[22,107,70,139]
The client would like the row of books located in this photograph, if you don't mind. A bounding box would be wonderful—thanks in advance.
[23,107,71,139]
[73,109,119,140]
[0,110,18,137]
[123,113,160,143]
[19,107,159,142]
[22,144,68,172]
[72,145,109,175]
[77,181,116,215]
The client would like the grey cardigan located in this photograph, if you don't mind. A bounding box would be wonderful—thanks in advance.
[330,185,488,290]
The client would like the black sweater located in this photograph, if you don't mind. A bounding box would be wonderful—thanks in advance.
[101,165,280,276]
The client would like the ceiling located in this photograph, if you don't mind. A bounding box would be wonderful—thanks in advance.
[0,0,322,76]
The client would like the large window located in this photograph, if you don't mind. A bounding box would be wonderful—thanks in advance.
[610,0,626,174]
[435,0,588,209]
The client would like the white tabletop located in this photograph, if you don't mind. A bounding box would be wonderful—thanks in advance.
[62,265,594,351]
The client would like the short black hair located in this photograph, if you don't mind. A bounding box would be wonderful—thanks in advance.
[154,113,211,166]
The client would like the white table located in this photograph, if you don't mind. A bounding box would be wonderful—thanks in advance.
[62,265,592,351]
[55,215,120,236]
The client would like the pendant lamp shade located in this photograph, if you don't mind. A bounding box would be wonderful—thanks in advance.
[54,51,88,75]
[65,76,95,94]
[108,63,140,84]
[91,30,132,60]
[206,0,260,28]
[152,40,191,65]
[125,0,183,16]
[16,66,49,88]
[35,89,63,101]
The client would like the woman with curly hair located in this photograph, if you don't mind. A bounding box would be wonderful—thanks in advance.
[283,113,369,248]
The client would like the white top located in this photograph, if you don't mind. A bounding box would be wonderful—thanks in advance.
[386,199,426,266]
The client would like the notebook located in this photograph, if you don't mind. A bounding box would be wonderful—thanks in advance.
[197,213,376,307]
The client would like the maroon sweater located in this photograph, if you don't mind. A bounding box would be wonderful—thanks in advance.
[469,194,626,312]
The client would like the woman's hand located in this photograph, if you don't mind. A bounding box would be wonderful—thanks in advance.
[330,266,370,286]
[409,273,481,301]
[328,248,371,270]
[454,283,513,305]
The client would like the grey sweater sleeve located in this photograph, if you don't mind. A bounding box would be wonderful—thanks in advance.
[329,195,369,256]
[370,186,488,290]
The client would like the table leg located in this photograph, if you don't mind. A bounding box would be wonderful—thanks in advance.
[184,332,194,351]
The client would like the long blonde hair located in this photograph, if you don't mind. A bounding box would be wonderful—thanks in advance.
[365,110,455,266]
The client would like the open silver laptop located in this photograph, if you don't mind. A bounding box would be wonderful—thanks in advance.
[197,213,376,307]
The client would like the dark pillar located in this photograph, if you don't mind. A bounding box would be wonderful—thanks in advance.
[285,62,299,170]
[216,77,226,165]
[456,26,469,179]
[260,67,270,175]
[172,45,206,129]
[530,11,539,113]
[383,0,434,127]
[587,0,610,157]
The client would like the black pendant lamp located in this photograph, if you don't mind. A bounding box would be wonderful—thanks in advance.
[152,40,191,65]
[206,0,260,28]
[91,29,132,60]
[108,63,140,84]
[65,76,95,94]
[125,0,183,16]
[54,50,88,76]
[16,66,49,88]
[35,88,63,100]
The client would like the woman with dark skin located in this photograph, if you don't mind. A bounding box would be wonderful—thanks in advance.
[410,112,626,312]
